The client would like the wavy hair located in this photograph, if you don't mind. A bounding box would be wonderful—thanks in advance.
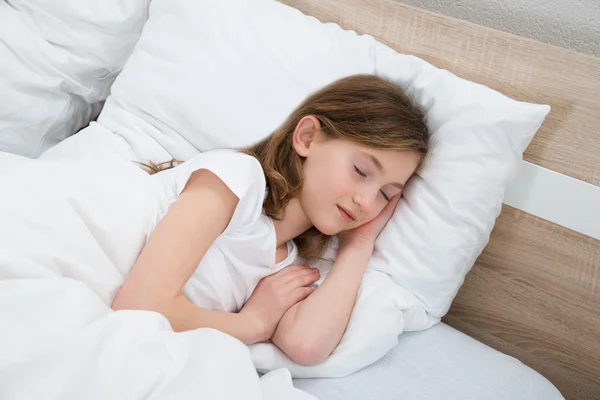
[141,74,429,260]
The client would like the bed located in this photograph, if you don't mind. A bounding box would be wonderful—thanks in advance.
[274,1,599,399]
[293,323,561,399]
[3,0,599,399]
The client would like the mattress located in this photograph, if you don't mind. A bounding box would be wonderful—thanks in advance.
[294,323,563,400]
[41,127,563,400]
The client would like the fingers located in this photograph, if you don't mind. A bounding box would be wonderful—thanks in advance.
[289,286,315,304]
[273,264,311,279]
[384,194,401,212]
[377,194,401,222]
[284,268,321,288]
[282,266,319,284]
[388,195,402,218]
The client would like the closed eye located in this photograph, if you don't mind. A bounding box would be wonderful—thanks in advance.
[356,166,391,201]
[354,165,367,177]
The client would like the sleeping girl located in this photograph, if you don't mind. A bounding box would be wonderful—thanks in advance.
[111,74,429,366]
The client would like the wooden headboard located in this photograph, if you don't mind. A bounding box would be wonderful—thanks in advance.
[279,0,600,398]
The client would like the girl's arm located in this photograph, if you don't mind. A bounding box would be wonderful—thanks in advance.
[111,169,265,342]
[271,195,402,366]
[270,239,372,365]
[112,168,319,345]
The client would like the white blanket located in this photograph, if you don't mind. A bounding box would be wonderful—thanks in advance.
[0,152,316,400]
[39,127,427,378]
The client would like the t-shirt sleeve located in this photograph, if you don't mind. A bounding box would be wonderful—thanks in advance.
[159,149,266,234]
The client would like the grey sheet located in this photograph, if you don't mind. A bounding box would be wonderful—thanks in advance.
[294,323,563,400]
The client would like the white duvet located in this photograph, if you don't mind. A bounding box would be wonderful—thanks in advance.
[0,151,316,400]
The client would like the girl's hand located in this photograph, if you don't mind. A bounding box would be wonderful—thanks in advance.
[339,194,401,248]
[239,265,321,342]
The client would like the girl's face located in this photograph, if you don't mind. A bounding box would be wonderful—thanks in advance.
[293,116,421,236]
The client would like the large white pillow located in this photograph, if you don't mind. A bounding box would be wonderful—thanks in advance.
[98,0,550,376]
[0,0,149,158]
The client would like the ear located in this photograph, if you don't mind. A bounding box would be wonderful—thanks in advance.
[292,115,322,157]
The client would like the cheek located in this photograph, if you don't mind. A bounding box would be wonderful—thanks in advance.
[299,190,340,235]
[353,198,387,227]
[322,177,345,198]
[307,162,349,198]
[368,203,386,220]
[325,166,354,197]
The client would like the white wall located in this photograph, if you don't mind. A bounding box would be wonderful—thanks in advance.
[396,0,600,57]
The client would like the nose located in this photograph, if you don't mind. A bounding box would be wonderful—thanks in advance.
[352,188,378,214]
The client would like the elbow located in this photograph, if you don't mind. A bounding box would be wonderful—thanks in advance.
[111,293,134,312]
[111,289,154,313]
[283,337,331,367]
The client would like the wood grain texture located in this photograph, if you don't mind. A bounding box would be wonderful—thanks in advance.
[280,0,600,186]
[444,205,600,399]
[277,1,600,398]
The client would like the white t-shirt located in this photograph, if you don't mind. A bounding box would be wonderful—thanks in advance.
[150,149,299,312]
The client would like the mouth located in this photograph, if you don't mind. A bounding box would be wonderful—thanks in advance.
[337,205,356,222]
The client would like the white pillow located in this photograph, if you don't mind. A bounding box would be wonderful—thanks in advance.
[98,0,550,376]
[0,0,149,158]
[371,46,550,319]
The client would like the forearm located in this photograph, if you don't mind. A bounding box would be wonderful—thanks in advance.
[155,295,262,345]
[272,240,373,365]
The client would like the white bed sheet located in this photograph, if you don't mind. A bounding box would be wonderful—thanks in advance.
[293,323,563,400]
[41,127,563,400]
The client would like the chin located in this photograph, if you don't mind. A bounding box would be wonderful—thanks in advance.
[312,217,342,236]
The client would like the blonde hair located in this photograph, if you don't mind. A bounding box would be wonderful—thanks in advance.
[141,74,429,260]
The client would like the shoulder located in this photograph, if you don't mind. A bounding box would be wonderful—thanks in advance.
[195,149,265,197]
[199,149,261,168]
[183,150,266,233]
[192,148,263,177]
[152,149,267,234]
[165,149,265,200]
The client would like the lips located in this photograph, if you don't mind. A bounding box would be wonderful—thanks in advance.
[337,205,356,222]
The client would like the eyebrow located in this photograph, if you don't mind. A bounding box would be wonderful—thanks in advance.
[362,151,405,190]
